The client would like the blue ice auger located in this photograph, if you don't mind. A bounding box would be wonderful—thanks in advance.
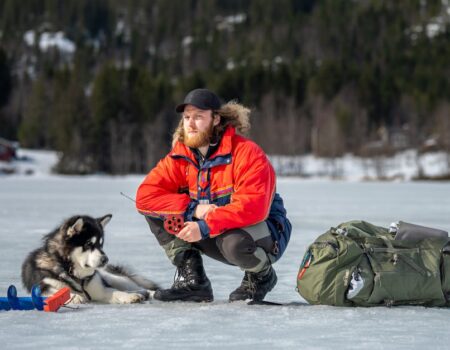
[0,285,70,312]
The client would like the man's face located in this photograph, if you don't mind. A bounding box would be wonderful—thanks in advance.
[182,105,219,148]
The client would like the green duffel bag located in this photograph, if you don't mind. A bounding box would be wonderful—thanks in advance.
[297,220,450,307]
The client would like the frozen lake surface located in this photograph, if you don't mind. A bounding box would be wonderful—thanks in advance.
[1,176,450,349]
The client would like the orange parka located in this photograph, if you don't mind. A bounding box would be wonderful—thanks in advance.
[136,126,278,238]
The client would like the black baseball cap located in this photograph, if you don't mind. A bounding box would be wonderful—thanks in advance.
[175,88,222,113]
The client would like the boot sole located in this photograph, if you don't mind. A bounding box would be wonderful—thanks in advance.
[155,296,214,303]
[154,293,214,303]
[181,296,214,303]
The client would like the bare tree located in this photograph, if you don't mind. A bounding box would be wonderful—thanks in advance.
[433,102,450,174]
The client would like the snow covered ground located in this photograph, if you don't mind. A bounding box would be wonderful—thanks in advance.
[1,167,450,348]
[1,150,450,348]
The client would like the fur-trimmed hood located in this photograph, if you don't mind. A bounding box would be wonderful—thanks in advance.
[172,101,251,147]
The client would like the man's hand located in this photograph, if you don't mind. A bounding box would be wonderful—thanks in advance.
[176,222,202,242]
[194,204,217,219]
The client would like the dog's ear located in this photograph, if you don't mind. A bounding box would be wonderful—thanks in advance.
[67,218,84,237]
[98,214,112,228]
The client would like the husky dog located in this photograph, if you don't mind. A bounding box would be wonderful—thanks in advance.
[22,214,159,304]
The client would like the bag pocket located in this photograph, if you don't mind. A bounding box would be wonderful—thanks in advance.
[366,246,445,305]
[297,236,356,306]
[440,244,450,304]
[345,255,374,305]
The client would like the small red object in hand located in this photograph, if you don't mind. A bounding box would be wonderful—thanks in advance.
[164,215,184,235]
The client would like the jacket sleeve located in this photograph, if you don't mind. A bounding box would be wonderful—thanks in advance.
[204,142,276,236]
[135,155,191,219]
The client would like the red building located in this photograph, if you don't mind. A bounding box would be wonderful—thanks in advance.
[0,138,17,162]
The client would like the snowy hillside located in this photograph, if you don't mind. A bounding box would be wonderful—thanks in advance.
[2,148,449,181]
[270,150,450,181]
[0,149,59,176]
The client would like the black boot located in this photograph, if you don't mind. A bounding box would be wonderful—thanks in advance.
[154,250,213,302]
[229,265,277,302]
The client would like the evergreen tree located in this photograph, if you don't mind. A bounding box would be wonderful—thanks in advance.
[0,48,12,108]
[18,77,51,148]
[0,0,448,172]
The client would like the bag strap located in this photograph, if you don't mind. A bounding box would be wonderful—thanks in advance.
[380,235,394,249]
[360,236,427,276]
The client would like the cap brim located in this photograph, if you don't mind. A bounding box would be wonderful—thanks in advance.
[175,103,187,113]
[175,103,214,113]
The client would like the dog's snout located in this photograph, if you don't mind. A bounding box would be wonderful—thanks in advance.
[100,255,109,266]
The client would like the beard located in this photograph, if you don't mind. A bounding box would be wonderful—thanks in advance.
[183,121,214,149]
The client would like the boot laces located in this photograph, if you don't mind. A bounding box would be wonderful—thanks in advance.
[172,268,183,288]
[238,272,256,297]
[241,267,272,296]
[172,264,195,289]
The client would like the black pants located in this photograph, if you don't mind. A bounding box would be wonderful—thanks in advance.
[146,217,274,271]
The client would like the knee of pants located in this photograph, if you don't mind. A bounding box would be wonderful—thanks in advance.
[216,230,257,266]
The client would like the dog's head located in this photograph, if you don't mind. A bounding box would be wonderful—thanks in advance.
[62,214,112,277]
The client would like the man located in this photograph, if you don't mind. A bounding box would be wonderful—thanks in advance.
[136,88,291,302]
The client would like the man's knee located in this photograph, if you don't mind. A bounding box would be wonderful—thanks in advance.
[216,230,260,268]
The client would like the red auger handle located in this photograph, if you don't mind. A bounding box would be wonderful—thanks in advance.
[43,287,71,312]
[164,214,185,235]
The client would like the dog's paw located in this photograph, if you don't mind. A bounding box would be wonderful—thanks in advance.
[147,289,156,299]
[69,293,88,304]
[135,289,150,300]
[111,291,146,304]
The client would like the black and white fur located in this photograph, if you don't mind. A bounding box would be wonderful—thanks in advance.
[22,214,159,304]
